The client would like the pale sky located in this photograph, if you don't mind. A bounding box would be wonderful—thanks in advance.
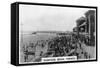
[19,4,94,32]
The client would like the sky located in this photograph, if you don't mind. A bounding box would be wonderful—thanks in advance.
[19,4,95,32]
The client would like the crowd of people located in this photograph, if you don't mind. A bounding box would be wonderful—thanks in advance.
[22,33,93,62]
[45,34,91,59]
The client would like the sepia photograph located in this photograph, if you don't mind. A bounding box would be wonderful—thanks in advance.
[18,4,96,64]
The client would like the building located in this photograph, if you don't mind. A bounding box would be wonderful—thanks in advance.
[85,10,95,39]
[73,10,95,46]
[76,16,86,34]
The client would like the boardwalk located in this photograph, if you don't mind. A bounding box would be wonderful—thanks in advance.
[20,32,96,63]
